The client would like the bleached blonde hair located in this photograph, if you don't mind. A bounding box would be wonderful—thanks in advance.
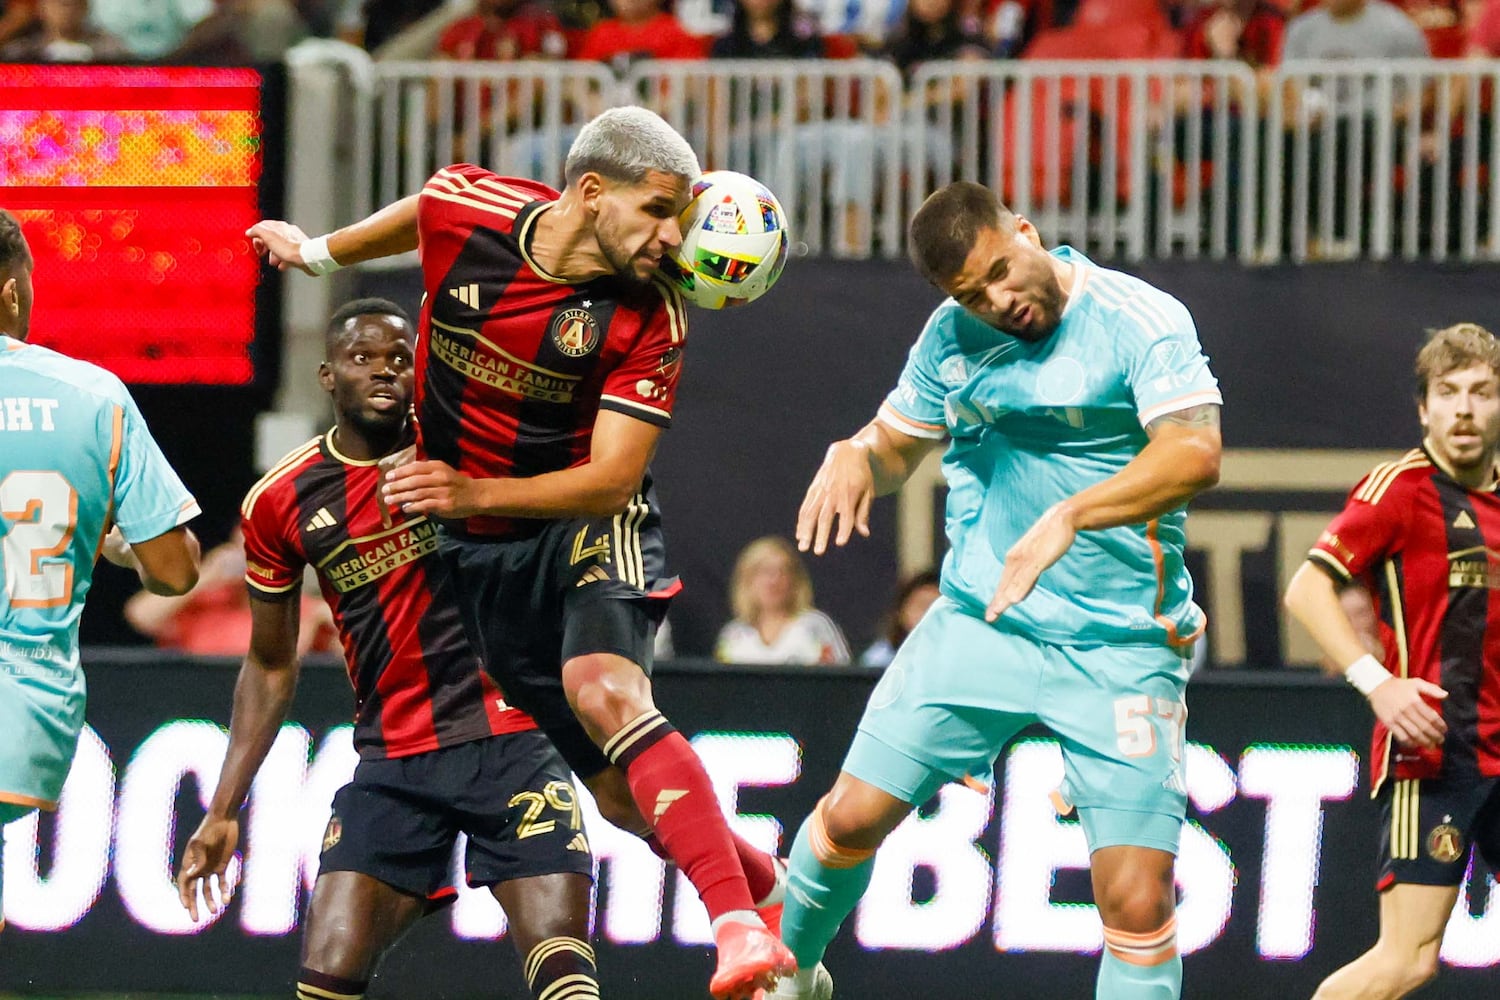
[564,106,701,186]
[729,536,813,624]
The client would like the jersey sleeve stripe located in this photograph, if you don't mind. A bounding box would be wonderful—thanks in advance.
[241,440,321,518]
[471,176,537,205]
[95,404,125,556]
[1354,451,1429,505]
[1138,390,1223,428]
[600,395,672,427]
[650,279,687,344]
[421,189,520,223]
[428,170,529,211]
[877,401,946,439]
[1307,547,1353,581]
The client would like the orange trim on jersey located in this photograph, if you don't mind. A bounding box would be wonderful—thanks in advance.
[1146,518,1203,647]
[94,403,126,561]
[241,439,321,518]
[877,400,945,434]
[0,790,56,811]
[808,799,876,870]
[961,774,990,795]
[1355,450,1428,505]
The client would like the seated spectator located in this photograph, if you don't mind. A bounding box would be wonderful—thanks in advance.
[1,0,129,61]
[860,569,940,668]
[334,0,447,51]
[90,0,213,60]
[1282,0,1428,61]
[575,0,703,72]
[1468,0,1500,53]
[165,0,309,64]
[1184,0,1284,68]
[1397,0,1467,55]
[0,1,37,46]
[710,0,822,56]
[715,536,850,666]
[886,0,988,73]
[126,527,337,657]
[437,0,566,59]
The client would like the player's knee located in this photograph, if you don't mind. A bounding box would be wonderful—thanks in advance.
[1094,876,1175,934]
[819,786,889,851]
[564,654,653,736]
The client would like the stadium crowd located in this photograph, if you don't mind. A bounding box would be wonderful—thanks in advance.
[0,0,1493,69]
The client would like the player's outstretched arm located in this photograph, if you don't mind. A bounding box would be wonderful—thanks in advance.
[177,597,303,922]
[1284,561,1448,748]
[247,195,420,275]
[987,404,1222,621]
[381,409,662,519]
[103,524,201,596]
[796,419,942,556]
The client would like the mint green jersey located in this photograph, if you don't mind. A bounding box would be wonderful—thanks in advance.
[0,338,199,676]
[880,248,1219,648]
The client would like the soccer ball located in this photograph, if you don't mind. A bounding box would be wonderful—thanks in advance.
[664,170,789,309]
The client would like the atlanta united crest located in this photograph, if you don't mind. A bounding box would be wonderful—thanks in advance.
[551,307,601,357]
[1426,823,1464,864]
[322,815,343,853]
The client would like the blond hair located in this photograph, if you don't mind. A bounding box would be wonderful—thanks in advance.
[729,536,813,624]
[1415,323,1500,397]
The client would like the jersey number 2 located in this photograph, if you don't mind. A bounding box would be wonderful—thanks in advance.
[1,471,79,608]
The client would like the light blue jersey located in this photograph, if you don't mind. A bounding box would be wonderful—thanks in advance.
[0,338,197,812]
[880,247,1220,648]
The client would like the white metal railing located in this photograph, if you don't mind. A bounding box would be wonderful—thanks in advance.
[908,60,1259,262]
[623,59,906,257]
[1266,59,1500,262]
[291,54,1500,265]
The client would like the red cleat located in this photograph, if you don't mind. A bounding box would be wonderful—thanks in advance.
[709,920,797,1000]
[757,900,784,939]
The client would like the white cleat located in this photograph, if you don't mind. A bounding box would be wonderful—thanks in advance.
[766,963,833,999]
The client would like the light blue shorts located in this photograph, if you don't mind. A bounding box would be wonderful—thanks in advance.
[0,660,85,812]
[845,597,1191,855]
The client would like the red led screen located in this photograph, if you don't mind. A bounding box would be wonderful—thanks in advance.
[0,66,268,384]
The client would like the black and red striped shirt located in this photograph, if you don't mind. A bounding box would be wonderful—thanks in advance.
[415,164,689,538]
[1310,448,1500,793]
[240,430,535,760]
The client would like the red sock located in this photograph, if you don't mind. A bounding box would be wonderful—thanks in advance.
[606,710,754,920]
[646,830,778,905]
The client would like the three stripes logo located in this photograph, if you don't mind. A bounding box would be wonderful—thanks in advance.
[575,566,610,588]
[1454,510,1477,530]
[653,789,688,822]
[304,507,337,532]
[566,833,590,853]
[449,283,480,309]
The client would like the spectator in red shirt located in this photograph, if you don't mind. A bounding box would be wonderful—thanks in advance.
[1184,0,1285,68]
[436,0,567,60]
[1467,0,1500,52]
[575,0,703,72]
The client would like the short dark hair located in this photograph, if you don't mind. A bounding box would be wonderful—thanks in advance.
[325,297,412,353]
[0,209,30,274]
[907,182,1016,287]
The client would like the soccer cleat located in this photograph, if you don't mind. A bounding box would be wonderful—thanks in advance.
[765,963,834,999]
[709,920,797,1000]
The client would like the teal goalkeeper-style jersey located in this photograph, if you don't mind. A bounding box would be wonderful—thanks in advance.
[880,247,1221,648]
[0,337,199,678]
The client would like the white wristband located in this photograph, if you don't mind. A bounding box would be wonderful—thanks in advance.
[1344,654,1392,697]
[300,235,342,276]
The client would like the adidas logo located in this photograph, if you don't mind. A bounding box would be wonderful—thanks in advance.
[566,833,590,853]
[1454,510,1476,530]
[449,283,480,309]
[575,566,610,588]
[304,507,336,532]
[653,789,688,822]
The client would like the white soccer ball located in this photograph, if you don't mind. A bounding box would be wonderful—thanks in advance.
[664,170,789,309]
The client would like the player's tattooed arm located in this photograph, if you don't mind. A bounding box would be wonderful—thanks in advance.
[1145,402,1221,437]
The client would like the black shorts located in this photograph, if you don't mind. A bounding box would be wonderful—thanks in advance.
[434,481,676,779]
[1376,772,1500,890]
[319,730,594,904]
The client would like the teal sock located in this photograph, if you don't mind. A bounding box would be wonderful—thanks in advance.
[779,813,877,970]
[1096,947,1182,1000]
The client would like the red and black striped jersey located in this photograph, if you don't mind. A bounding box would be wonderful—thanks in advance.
[240,430,536,760]
[1310,448,1500,794]
[415,163,688,538]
